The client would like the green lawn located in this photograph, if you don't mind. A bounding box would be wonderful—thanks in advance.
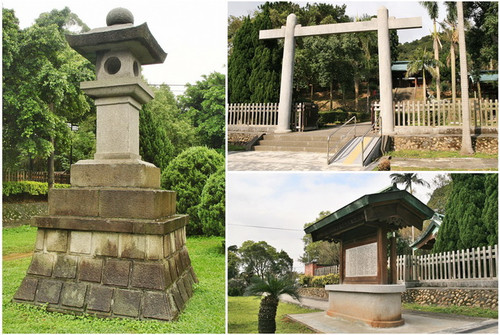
[403,303,498,319]
[2,225,225,333]
[228,296,320,334]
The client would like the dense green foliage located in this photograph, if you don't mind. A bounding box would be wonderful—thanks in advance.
[178,72,225,151]
[228,2,399,109]
[161,146,224,235]
[433,174,497,252]
[228,296,319,334]
[310,273,340,287]
[300,211,340,265]
[318,109,370,126]
[3,226,225,333]
[3,181,70,197]
[231,241,294,281]
[198,168,225,237]
[3,8,95,172]
[426,174,453,214]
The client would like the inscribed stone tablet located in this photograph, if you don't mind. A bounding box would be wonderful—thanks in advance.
[345,242,377,277]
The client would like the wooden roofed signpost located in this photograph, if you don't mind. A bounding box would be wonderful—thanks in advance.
[259,7,422,134]
[305,184,434,328]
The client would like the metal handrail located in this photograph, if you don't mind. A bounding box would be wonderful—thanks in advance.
[360,116,382,165]
[326,116,357,164]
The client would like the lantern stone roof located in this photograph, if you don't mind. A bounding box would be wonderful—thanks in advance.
[305,184,434,243]
[66,19,166,65]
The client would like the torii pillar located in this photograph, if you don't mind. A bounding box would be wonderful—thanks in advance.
[260,7,422,134]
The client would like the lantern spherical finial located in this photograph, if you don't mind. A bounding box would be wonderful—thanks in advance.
[106,8,134,26]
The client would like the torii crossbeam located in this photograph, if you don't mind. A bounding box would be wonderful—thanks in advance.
[259,7,422,134]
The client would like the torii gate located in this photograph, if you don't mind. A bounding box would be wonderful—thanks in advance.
[259,7,422,134]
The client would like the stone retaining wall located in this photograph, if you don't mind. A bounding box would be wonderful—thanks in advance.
[392,135,497,154]
[402,287,498,309]
[298,287,498,310]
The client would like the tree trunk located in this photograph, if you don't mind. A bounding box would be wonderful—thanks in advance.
[48,135,55,189]
[457,1,474,154]
[422,70,427,101]
[258,295,279,333]
[433,20,441,101]
[451,44,456,104]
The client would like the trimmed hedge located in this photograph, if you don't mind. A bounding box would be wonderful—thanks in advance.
[310,273,340,287]
[3,181,70,197]
[318,109,370,126]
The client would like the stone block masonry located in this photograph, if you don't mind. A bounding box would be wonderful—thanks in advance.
[402,287,498,310]
[392,135,498,155]
[14,226,197,320]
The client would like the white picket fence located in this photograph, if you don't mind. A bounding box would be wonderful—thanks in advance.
[227,103,279,126]
[397,245,497,284]
[373,99,497,127]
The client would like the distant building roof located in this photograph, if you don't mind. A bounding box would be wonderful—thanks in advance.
[392,61,409,72]
[470,70,498,83]
[410,213,444,250]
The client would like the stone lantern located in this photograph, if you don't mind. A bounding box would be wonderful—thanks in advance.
[13,8,197,321]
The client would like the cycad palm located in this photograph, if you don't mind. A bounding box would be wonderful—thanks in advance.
[245,275,300,333]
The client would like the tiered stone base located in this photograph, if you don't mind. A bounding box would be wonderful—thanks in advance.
[14,221,196,320]
[13,160,197,321]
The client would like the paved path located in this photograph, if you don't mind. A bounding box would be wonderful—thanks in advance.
[280,295,498,333]
[228,151,498,171]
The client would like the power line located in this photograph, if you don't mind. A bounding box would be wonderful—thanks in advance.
[228,224,303,232]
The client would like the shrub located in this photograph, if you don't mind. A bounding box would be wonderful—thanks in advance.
[3,181,70,197]
[161,146,224,235]
[199,168,225,236]
[317,109,370,126]
[228,278,248,296]
[310,273,340,287]
[298,274,313,287]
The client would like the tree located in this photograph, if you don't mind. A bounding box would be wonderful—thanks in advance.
[2,8,94,178]
[139,98,175,171]
[198,168,225,237]
[457,1,474,154]
[300,211,340,265]
[426,174,452,214]
[245,275,300,334]
[420,1,442,100]
[143,85,197,157]
[405,47,439,101]
[441,2,458,105]
[238,240,293,280]
[160,146,224,235]
[390,173,430,249]
[179,72,225,151]
[433,174,491,252]
[390,173,430,194]
[482,174,498,246]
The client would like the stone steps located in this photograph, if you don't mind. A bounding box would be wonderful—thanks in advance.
[253,133,328,153]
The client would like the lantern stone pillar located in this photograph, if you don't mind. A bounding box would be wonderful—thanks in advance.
[13,8,197,321]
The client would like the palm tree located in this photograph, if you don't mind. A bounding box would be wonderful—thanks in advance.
[420,1,442,100]
[406,47,439,101]
[390,173,430,252]
[457,1,474,154]
[440,2,458,105]
[245,275,300,333]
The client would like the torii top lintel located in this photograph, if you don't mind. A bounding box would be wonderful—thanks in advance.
[260,15,422,40]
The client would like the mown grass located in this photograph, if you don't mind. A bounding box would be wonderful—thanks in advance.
[388,166,498,171]
[3,224,38,255]
[387,150,498,159]
[3,225,225,333]
[403,303,498,319]
[228,296,320,334]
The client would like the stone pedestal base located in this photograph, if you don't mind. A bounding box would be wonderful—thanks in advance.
[14,221,196,321]
[325,284,405,328]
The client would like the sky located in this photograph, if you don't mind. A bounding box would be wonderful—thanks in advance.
[3,0,227,95]
[227,172,445,272]
[228,1,448,44]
